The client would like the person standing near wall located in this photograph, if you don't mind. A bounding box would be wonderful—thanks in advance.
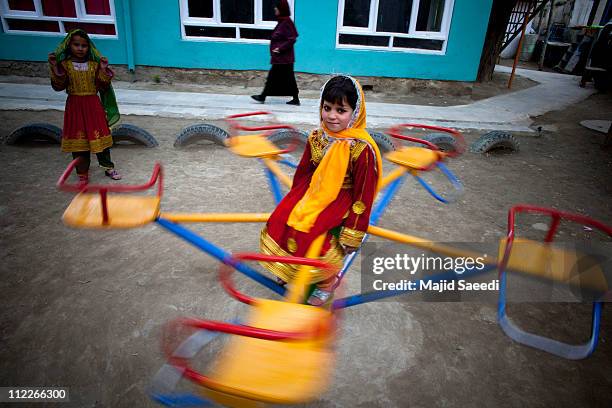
[251,0,300,105]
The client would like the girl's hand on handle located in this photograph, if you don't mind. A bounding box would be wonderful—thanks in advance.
[100,56,109,70]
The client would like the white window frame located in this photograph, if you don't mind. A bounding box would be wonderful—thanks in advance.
[0,0,117,38]
[179,0,294,43]
[337,0,455,54]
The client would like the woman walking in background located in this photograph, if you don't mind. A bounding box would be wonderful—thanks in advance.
[251,0,300,105]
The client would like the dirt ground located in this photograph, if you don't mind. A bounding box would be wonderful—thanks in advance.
[1,90,611,407]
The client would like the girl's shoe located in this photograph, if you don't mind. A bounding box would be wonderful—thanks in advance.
[77,174,89,186]
[307,288,333,306]
[105,169,122,180]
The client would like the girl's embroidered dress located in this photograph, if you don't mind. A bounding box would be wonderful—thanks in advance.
[260,77,383,284]
[51,58,114,154]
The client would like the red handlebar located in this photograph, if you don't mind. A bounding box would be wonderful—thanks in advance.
[387,123,466,157]
[225,111,302,156]
[219,252,335,305]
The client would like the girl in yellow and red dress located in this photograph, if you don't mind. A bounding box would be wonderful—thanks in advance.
[260,75,383,305]
[48,29,121,183]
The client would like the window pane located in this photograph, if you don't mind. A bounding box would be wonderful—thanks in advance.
[377,0,412,34]
[41,0,76,17]
[8,0,35,11]
[393,37,443,50]
[64,22,116,35]
[221,0,254,24]
[240,27,273,40]
[339,34,389,47]
[416,0,445,32]
[6,18,59,32]
[84,0,111,15]
[262,0,276,21]
[185,25,236,38]
[188,0,213,18]
[343,0,371,28]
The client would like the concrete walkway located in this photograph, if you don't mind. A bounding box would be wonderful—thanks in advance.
[0,66,595,132]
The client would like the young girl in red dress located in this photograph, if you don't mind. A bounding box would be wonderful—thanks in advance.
[260,75,383,305]
[48,29,121,183]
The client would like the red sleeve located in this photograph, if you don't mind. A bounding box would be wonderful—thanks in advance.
[339,143,378,248]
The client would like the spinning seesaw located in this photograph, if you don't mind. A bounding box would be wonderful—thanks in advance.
[56,112,610,407]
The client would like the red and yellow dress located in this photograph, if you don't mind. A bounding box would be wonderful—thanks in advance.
[50,58,114,153]
[260,77,383,285]
[260,130,379,283]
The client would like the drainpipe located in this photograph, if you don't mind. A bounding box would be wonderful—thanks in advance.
[122,0,135,72]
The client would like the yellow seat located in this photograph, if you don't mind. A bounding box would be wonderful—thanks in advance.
[227,134,285,158]
[63,193,160,228]
[499,238,608,292]
[385,146,441,169]
[202,298,335,406]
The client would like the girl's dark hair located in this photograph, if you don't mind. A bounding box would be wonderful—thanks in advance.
[321,76,358,110]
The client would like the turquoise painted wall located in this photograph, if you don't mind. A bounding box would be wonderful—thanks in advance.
[0,0,493,81]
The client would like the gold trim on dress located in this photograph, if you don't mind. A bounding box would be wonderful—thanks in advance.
[259,228,344,284]
[339,227,365,248]
[65,60,98,95]
[287,238,298,253]
[61,134,113,153]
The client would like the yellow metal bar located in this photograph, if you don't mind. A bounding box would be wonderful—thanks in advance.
[379,166,408,190]
[286,234,326,304]
[160,213,270,223]
[263,158,293,188]
[366,225,498,265]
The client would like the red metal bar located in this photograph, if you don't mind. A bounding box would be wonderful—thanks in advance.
[499,204,612,278]
[224,111,301,155]
[100,189,109,225]
[219,252,334,305]
[57,159,163,197]
[387,123,466,157]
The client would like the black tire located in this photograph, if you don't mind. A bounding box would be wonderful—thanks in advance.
[366,129,397,153]
[469,131,520,154]
[174,124,228,148]
[4,123,61,145]
[267,129,309,163]
[420,132,457,152]
[267,128,309,145]
[112,124,159,147]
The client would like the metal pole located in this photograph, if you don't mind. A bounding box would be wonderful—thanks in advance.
[539,0,556,70]
[508,5,530,89]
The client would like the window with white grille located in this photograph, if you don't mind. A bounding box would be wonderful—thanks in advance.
[0,0,117,37]
[180,0,295,42]
[337,0,455,53]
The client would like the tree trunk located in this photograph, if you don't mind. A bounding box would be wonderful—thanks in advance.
[477,0,520,82]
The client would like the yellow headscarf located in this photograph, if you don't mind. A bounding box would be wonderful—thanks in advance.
[287,76,383,233]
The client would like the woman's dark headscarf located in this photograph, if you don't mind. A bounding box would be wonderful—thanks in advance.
[276,0,291,17]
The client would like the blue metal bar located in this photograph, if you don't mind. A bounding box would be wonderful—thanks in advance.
[333,264,495,309]
[151,393,211,407]
[413,162,463,204]
[278,158,298,169]
[498,268,602,360]
[156,218,285,296]
[263,166,284,205]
